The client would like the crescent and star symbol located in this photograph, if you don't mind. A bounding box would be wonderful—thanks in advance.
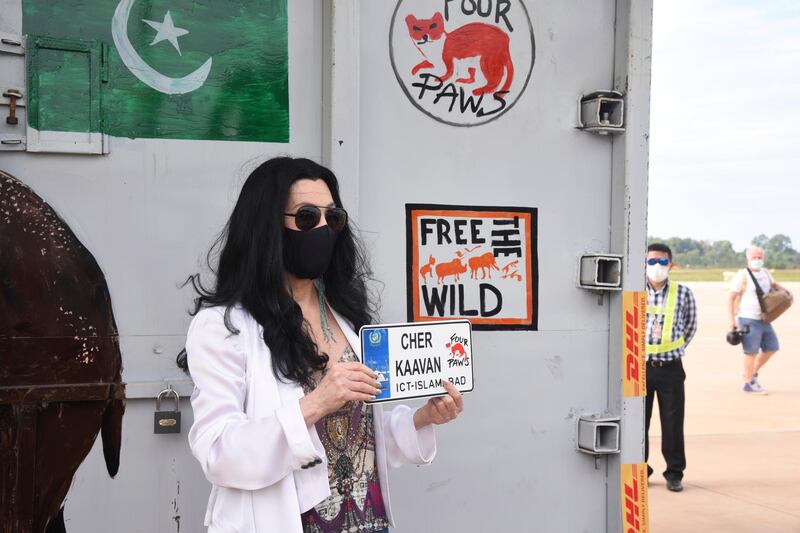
[111,0,212,95]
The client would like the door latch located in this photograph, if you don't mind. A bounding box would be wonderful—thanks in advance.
[3,89,23,125]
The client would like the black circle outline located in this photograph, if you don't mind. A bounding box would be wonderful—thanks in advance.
[389,0,536,127]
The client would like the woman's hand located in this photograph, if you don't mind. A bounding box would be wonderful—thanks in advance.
[413,381,464,430]
[300,361,381,426]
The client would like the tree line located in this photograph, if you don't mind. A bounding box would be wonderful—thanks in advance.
[647,234,800,269]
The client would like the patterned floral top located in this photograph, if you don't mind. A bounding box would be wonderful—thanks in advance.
[301,346,389,533]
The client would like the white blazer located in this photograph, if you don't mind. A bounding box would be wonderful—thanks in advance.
[186,305,437,533]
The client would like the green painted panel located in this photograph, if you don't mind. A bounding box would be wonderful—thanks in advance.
[35,48,92,133]
[27,37,102,135]
[23,0,289,143]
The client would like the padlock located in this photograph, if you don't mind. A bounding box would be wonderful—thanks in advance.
[154,387,181,434]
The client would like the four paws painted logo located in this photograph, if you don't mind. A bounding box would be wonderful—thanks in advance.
[390,0,535,126]
[445,333,470,368]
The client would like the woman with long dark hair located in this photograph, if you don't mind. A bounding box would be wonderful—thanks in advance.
[179,157,464,533]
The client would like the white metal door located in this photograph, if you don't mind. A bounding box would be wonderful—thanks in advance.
[356,2,633,531]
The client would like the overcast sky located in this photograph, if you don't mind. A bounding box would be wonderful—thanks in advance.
[648,0,800,250]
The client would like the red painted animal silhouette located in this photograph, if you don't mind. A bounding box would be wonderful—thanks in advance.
[446,342,467,358]
[405,12,514,97]
[420,254,436,283]
[456,245,481,258]
[501,259,522,281]
[435,257,467,283]
[468,252,499,279]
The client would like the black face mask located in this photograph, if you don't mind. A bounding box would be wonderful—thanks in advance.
[283,225,339,279]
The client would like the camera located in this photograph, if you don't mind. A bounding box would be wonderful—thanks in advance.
[726,324,750,346]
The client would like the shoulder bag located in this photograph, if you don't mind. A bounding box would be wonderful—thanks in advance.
[745,268,793,323]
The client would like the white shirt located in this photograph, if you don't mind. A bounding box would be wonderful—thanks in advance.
[729,268,774,320]
[185,305,437,533]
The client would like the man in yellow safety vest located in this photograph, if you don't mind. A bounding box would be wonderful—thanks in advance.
[645,243,697,492]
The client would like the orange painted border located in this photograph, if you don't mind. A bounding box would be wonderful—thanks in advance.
[409,208,534,326]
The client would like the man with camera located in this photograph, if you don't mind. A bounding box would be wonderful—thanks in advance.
[645,243,697,493]
[728,246,792,395]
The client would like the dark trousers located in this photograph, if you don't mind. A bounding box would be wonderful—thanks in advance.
[645,359,686,481]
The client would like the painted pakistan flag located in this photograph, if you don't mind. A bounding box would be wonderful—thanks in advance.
[23,0,289,142]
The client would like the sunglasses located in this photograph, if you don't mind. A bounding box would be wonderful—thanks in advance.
[285,205,348,232]
[647,258,670,266]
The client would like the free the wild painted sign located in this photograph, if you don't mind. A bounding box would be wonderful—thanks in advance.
[406,204,538,330]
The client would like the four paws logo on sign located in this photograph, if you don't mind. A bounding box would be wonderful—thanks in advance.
[389,0,535,126]
[445,334,470,368]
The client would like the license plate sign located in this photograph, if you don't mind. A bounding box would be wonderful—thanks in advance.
[359,320,474,403]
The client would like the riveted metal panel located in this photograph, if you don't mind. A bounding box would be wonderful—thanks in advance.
[0,0,651,530]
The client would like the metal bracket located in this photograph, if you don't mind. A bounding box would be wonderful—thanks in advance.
[1,34,26,150]
[0,134,26,151]
[0,32,25,56]
[578,254,623,289]
[577,90,625,135]
[576,414,621,455]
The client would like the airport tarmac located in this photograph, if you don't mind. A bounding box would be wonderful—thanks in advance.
[647,281,800,532]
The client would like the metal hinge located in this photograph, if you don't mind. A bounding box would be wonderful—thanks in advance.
[0,32,25,55]
[101,42,109,82]
[1,135,27,150]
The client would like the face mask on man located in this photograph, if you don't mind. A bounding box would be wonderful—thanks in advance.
[749,259,764,270]
[646,264,670,283]
[283,225,339,279]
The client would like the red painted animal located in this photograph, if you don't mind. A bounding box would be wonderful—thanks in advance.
[435,258,467,283]
[405,12,514,96]
[469,252,499,279]
[446,342,467,358]
[420,254,436,283]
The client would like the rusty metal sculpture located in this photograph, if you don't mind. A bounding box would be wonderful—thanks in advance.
[0,170,125,533]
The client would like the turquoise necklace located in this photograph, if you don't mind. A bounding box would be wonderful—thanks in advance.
[318,278,335,344]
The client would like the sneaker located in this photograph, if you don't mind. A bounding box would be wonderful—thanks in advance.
[743,381,768,395]
[753,372,759,384]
